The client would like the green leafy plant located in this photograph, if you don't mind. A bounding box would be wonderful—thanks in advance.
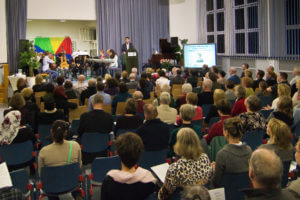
[161,61,172,71]
[19,40,40,76]
[175,39,188,65]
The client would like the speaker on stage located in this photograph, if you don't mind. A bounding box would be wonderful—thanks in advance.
[171,37,178,48]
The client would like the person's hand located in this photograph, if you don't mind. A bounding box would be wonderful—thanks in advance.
[211,162,216,171]
[263,105,271,110]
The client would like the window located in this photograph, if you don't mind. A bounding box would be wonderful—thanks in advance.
[206,0,225,54]
[234,0,259,54]
[286,0,300,55]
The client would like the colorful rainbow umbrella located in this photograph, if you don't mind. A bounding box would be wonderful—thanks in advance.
[34,37,72,60]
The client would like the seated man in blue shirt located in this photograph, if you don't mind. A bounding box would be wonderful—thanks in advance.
[227,67,240,85]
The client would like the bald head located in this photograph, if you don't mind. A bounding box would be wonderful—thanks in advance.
[78,75,85,83]
[88,78,96,87]
[143,104,158,120]
[249,148,283,189]
[133,91,143,100]
[229,67,237,75]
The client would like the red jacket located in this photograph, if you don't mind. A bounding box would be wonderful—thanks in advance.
[231,98,246,116]
[205,115,231,144]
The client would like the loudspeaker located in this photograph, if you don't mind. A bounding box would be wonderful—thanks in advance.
[19,39,29,53]
[171,37,178,47]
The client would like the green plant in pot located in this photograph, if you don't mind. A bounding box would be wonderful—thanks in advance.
[175,39,188,66]
[19,40,40,76]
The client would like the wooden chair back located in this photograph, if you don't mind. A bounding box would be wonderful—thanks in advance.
[103,104,112,114]
[116,102,126,115]
[172,84,183,100]
[84,98,89,106]
[35,91,46,108]
[128,89,136,94]
[68,106,88,122]
[68,98,79,106]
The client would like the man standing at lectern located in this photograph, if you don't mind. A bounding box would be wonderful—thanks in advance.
[121,37,134,54]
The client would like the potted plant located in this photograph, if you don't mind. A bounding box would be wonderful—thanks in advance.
[175,39,188,66]
[19,40,40,76]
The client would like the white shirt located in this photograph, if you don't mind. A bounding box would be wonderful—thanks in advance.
[271,97,279,110]
[155,77,170,89]
[108,55,118,68]
[42,56,54,71]
[126,43,129,50]
[290,75,300,85]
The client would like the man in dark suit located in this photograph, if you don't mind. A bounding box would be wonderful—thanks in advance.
[77,94,113,140]
[121,37,134,54]
[136,104,170,151]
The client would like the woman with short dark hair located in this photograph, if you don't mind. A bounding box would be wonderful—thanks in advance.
[111,82,131,115]
[101,132,156,200]
[115,98,143,134]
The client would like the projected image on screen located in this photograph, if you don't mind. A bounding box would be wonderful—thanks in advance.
[184,44,216,68]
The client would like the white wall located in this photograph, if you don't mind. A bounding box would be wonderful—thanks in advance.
[0,0,7,63]
[27,0,96,20]
[26,20,97,52]
[169,0,199,43]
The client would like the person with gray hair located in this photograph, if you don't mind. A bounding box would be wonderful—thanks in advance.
[168,104,203,157]
[80,78,97,105]
[182,185,211,200]
[153,84,177,108]
[157,92,178,124]
[176,83,193,110]
[74,74,88,94]
[77,93,114,163]
[133,91,145,113]
[197,79,214,106]
[242,148,298,199]
[126,73,137,89]
[227,67,241,85]
[136,104,170,151]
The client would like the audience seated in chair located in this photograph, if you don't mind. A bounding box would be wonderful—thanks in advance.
[104,78,119,96]
[270,83,291,110]
[204,99,231,144]
[136,104,170,151]
[267,72,290,97]
[126,73,138,89]
[211,117,252,188]
[41,83,55,103]
[32,74,47,92]
[204,89,225,127]
[267,96,294,127]
[132,91,145,114]
[73,74,87,95]
[77,94,113,142]
[115,98,143,134]
[181,185,211,200]
[197,79,214,106]
[169,104,203,157]
[292,79,300,108]
[38,99,65,126]
[294,92,300,125]
[153,84,176,108]
[260,118,293,162]
[177,92,203,126]
[80,78,96,105]
[136,77,151,99]
[21,88,39,132]
[64,80,78,99]
[155,70,170,90]
[286,140,300,198]
[256,80,271,97]
[242,148,298,199]
[170,68,184,86]
[120,71,129,83]
[159,128,212,200]
[242,77,255,98]
[157,92,177,125]
[175,83,192,111]
[101,132,156,200]
[231,85,247,116]
[112,82,131,115]
[14,78,27,94]
[227,67,240,85]
[88,81,111,111]
[253,70,265,92]
[239,95,267,133]
[38,120,82,200]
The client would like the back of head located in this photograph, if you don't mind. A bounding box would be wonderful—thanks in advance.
[245,95,262,112]
[174,128,203,160]
[44,97,56,111]
[56,76,65,86]
[186,92,198,106]
[203,79,213,90]
[133,91,143,100]
[243,63,249,69]
[51,120,68,144]
[140,72,147,79]
[138,78,147,89]
[107,78,118,88]
[267,118,292,150]
[213,89,226,104]
[88,79,96,87]
[46,83,54,93]
[279,72,288,81]
[182,186,211,200]
[115,72,121,80]
[35,74,43,85]
[223,117,243,139]
[78,75,85,83]
[125,98,137,115]
[122,71,128,79]
[96,81,104,91]
[176,69,181,76]
[64,80,73,89]
[245,69,253,79]
[182,83,193,94]
[119,82,128,93]
[9,93,26,109]
[249,148,283,189]
[234,85,246,99]
[143,103,158,120]
[93,94,104,105]
[180,104,196,122]
[219,70,226,78]
[278,84,291,97]
[158,70,165,77]
[21,88,33,100]
[278,96,293,118]
[129,73,136,80]
[257,70,265,79]
[242,77,253,88]
[259,80,268,91]
[225,80,235,90]
[216,99,232,115]
[16,78,27,91]
[115,132,144,168]
[208,72,218,82]
[160,92,171,105]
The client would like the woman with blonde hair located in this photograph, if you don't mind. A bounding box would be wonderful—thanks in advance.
[159,128,212,200]
[241,77,255,97]
[271,83,291,110]
[268,96,294,126]
[33,74,46,92]
[261,118,293,162]
[204,89,226,126]
[231,85,247,116]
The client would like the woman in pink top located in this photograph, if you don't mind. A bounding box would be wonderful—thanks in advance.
[176,92,203,126]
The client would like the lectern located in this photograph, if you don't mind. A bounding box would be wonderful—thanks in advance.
[123,48,138,73]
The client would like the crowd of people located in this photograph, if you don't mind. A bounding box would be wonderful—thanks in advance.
[1,63,300,200]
